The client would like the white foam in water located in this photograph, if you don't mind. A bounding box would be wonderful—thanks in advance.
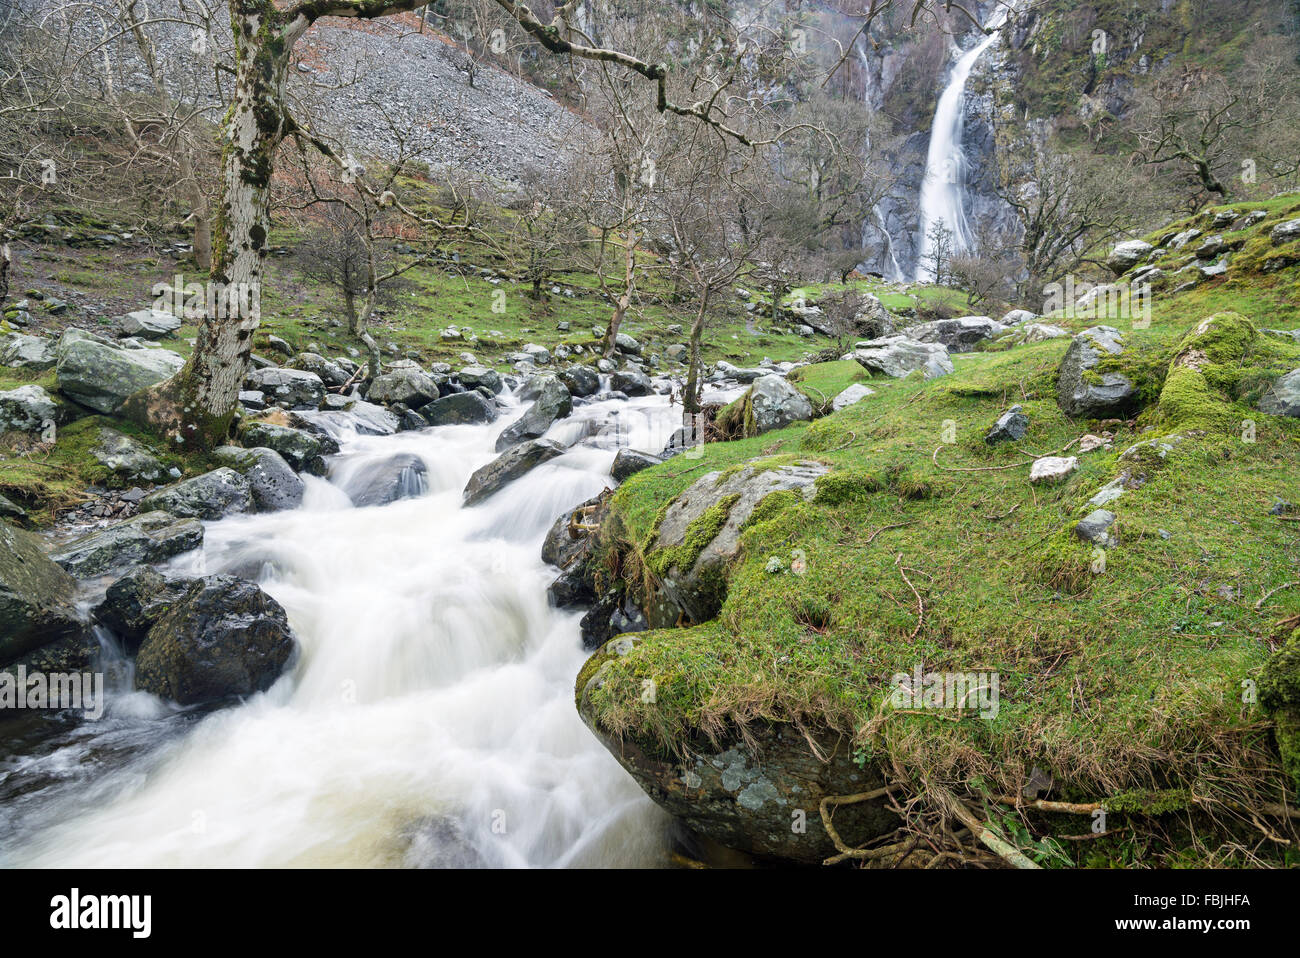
[4,388,712,867]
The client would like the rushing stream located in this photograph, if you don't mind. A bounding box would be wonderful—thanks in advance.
[0,383,734,867]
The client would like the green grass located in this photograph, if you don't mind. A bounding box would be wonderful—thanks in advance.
[578,199,1300,866]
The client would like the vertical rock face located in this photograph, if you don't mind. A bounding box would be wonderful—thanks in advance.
[0,521,83,664]
[577,637,897,863]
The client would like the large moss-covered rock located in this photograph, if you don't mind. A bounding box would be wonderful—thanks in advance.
[134,575,297,706]
[578,635,897,863]
[0,384,58,435]
[647,461,827,625]
[214,446,305,512]
[0,521,82,664]
[91,427,168,484]
[240,419,338,475]
[748,375,813,434]
[55,330,184,413]
[1056,326,1137,419]
[1261,627,1300,793]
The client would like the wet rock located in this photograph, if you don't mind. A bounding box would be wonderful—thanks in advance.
[848,336,952,379]
[366,366,442,408]
[610,368,652,396]
[578,587,648,648]
[245,367,326,410]
[0,385,58,435]
[55,330,184,414]
[422,390,499,426]
[985,405,1028,444]
[495,379,572,451]
[1056,326,1136,419]
[50,511,203,579]
[134,575,297,706]
[340,453,428,508]
[240,420,337,475]
[458,365,502,395]
[463,439,565,506]
[140,468,253,520]
[91,427,167,484]
[611,449,662,483]
[91,567,190,651]
[559,365,599,398]
[115,308,181,339]
[0,521,82,664]
[748,375,813,434]
[214,446,304,512]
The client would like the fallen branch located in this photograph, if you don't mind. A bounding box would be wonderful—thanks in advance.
[1256,582,1299,610]
[938,790,1042,869]
[895,553,924,641]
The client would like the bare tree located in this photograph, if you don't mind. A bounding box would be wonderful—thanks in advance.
[921,218,954,286]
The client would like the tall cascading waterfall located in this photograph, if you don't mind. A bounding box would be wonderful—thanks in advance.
[0,385,741,867]
[914,3,1014,282]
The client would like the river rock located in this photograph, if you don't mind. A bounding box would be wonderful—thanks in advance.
[55,330,184,413]
[134,574,297,706]
[495,379,572,451]
[140,467,253,521]
[115,308,182,339]
[577,652,897,863]
[1106,239,1154,275]
[0,521,82,664]
[559,365,599,397]
[1258,369,1300,418]
[614,333,641,355]
[422,390,499,426]
[458,365,502,395]
[611,449,662,483]
[0,384,57,435]
[91,567,190,651]
[1,333,57,370]
[49,511,203,579]
[287,352,350,388]
[464,439,565,506]
[366,367,442,409]
[714,361,766,383]
[245,367,326,410]
[903,316,1005,353]
[652,461,826,624]
[610,368,652,396]
[748,375,813,434]
[214,446,304,512]
[848,336,953,379]
[985,405,1028,444]
[341,453,428,507]
[240,420,337,475]
[1056,326,1136,419]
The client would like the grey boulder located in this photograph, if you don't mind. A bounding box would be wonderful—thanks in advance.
[849,336,953,379]
[214,446,305,512]
[1057,326,1136,419]
[464,439,565,506]
[140,467,253,520]
[50,511,203,579]
[0,521,82,664]
[55,330,184,414]
[749,375,813,434]
[495,378,572,451]
[0,384,58,435]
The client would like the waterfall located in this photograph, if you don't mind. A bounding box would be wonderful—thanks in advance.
[856,45,904,283]
[0,384,738,867]
[914,3,1014,282]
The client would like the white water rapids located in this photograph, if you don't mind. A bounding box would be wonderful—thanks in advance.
[914,3,1014,282]
[0,384,735,867]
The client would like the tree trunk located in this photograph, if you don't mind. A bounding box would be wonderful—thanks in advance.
[602,229,636,359]
[683,289,711,416]
[123,3,292,449]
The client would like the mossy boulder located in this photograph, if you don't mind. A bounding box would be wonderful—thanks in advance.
[54,329,184,414]
[0,521,82,664]
[1260,627,1300,792]
[1056,326,1137,419]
